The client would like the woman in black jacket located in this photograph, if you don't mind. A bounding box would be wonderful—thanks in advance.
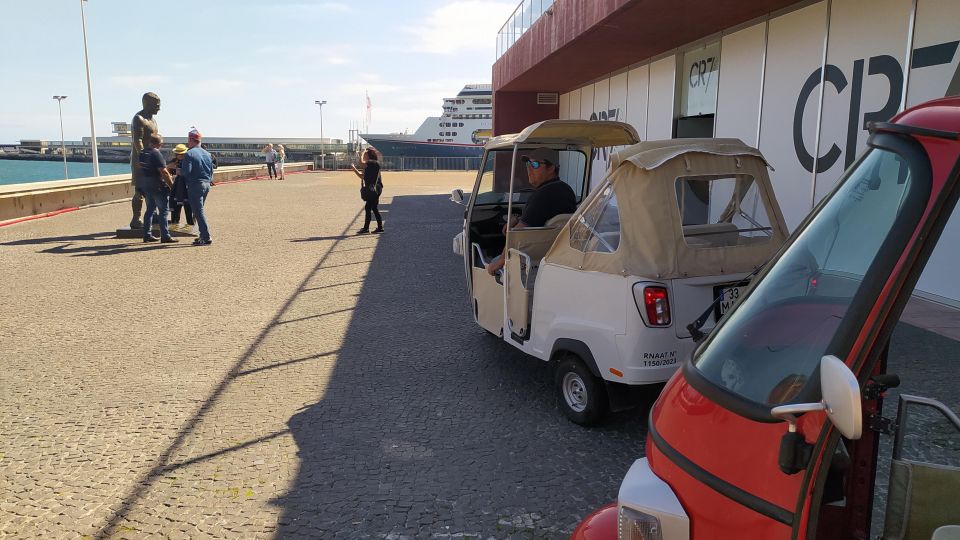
[351,148,384,234]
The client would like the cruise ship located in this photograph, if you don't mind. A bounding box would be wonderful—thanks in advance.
[360,84,492,158]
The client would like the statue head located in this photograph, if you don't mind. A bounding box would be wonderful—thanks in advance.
[142,92,161,114]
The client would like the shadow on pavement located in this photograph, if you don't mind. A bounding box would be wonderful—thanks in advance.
[0,232,116,245]
[91,208,368,539]
[0,231,190,256]
[90,195,647,539]
[272,194,648,537]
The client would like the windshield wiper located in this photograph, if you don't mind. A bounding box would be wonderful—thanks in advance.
[686,264,764,343]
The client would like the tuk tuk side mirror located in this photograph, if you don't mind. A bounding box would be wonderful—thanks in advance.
[771,355,862,475]
[451,188,466,205]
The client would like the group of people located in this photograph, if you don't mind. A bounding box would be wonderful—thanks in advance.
[126,91,390,243]
[129,92,215,246]
[263,143,286,180]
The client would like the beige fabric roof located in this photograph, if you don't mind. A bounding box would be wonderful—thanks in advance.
[611,138,771,170]
[544,140,788,279]
[485,120,640,150]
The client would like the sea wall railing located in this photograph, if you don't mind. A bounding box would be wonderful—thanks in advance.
[0,162,313,224]
[496,0,555,60]
[315,155,481,172]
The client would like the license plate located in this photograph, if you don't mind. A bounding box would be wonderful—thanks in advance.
[713,284,747,321]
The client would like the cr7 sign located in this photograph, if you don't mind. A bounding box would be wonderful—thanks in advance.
[794,40,960,174]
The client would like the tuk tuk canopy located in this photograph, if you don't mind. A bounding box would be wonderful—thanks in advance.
[544,138,789,279]
[483,120,640,150]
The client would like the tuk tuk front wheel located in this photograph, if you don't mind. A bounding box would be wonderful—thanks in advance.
[555,355,608,426]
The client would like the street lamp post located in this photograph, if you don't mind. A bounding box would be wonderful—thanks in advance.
[79,0,99,176]
[53,96,69,180]
[315,100,327,169]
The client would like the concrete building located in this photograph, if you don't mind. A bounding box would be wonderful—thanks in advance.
[492,0,960,305]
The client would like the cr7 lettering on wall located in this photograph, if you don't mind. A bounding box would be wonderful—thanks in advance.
[794,40,960,174]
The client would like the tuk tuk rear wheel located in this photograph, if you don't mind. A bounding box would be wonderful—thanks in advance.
[555,355,608,426]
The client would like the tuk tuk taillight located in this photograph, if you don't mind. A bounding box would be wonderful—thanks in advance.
[618,506,663,539]
[639,286,671,326]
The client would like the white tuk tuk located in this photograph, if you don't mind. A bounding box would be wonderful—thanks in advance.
[451,120,789,425]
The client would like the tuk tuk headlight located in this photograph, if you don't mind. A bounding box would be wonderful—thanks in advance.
[618,506,663,540]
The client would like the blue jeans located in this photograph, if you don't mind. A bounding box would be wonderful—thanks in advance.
[187,182,211,241]
[142,186,170,240]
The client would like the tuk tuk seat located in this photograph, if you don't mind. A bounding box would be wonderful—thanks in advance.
[682,222,741,247]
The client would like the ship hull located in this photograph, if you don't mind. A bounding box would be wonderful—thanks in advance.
[360,137,483,158]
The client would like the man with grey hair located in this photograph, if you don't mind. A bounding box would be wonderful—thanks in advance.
[181,128,215,246]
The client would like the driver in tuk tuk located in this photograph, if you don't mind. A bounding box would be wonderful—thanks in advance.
[486,147,577,275]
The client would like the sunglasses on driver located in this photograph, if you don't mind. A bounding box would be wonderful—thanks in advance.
[522,156,552,169]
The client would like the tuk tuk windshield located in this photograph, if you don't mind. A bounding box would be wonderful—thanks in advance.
[693,146,918,407]
[473,148,588,206]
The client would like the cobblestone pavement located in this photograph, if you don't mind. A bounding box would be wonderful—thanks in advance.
[0,171,648,539]
[4,171,956,539]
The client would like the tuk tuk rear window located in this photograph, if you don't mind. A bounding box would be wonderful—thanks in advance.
[676,174,773,248]
[691,146,919,408]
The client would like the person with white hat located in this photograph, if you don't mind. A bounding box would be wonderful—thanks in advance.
[167,143,193,230]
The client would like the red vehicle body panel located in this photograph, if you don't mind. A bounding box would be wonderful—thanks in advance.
[570,503,618,540]
[573,97,960,540]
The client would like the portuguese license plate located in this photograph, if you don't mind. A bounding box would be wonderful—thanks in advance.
[713,284,747,321]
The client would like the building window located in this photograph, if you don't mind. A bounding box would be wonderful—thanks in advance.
[677,41,721,138]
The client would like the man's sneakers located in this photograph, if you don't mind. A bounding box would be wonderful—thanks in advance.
[144,235,179,244]
[130,219,144,229]
[192,238,212,246]
[372,227,384,234]
[356,228,370,235]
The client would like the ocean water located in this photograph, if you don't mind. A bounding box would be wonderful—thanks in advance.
[0,159,131,186]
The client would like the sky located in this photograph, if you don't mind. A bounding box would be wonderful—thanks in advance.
[0,0,517,143]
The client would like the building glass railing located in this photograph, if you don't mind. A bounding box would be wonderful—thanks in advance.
[495,0,554,60]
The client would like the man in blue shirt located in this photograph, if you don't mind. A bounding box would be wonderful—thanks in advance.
[138,134,176,243]
[181,128,215,245]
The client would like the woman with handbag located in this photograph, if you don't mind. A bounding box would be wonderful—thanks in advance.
[350,148,384,234]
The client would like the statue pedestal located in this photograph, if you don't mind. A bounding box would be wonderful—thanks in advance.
[115,225,198,239]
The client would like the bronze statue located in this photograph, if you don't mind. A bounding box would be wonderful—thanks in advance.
[129,92,161,228]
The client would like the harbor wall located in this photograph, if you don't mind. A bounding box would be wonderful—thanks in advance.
[0,162,313,223]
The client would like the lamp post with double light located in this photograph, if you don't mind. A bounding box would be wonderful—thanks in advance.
[53,96,69,179]
[315,100,327,169]
[79,0,99,176]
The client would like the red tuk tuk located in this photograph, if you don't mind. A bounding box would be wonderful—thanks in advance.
[572,97,960,540]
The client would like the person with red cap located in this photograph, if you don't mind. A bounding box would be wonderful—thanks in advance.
[181,128,215,245]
